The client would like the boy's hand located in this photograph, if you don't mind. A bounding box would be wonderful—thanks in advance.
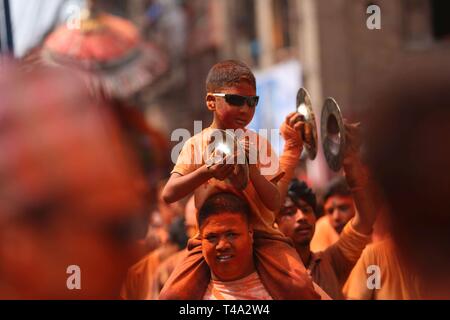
[240,137,264,183]
[240,136,258,166]
[281,112,310,150]
[206,154,236,181]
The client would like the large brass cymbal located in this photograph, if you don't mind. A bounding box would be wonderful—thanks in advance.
[296,87,318,160]
[321,98,346,172]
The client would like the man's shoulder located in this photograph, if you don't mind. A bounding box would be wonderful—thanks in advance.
[362,239,393,259]
[126,249,160,279]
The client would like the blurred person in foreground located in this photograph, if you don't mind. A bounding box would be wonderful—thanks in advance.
[0,63,148,299]
[344,68,450,299]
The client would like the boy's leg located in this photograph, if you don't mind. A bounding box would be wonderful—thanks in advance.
[254,232,321,300]
[158,236,210,300]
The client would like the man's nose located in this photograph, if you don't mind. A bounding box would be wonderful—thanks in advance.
[216,237,231,251]
[332,209,341,221]
[295,210,307,223]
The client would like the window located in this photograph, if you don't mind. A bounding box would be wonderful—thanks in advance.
[273,0,291,49]
[430,0,450,40]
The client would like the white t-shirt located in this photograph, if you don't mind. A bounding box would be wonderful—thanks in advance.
[203,272,273,300]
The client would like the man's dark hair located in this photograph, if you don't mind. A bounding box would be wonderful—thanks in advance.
[323,176,351,203]
[287,179,317,214]
[206,60,256,93]
[198,192,251,228]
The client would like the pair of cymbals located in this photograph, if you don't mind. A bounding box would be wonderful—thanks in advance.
[204,129,249,190]
[296,88,346,171]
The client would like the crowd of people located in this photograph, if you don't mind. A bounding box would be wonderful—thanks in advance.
[0,57,449,300]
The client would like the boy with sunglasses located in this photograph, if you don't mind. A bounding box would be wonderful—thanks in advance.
[160,60,319,300]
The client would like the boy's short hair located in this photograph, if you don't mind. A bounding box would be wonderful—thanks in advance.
[287,179,317,214]
[206,60,256,93]
[198,192,251,229]
[323,176,351,203]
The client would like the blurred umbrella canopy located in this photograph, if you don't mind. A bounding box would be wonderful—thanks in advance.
[40,0,168,99]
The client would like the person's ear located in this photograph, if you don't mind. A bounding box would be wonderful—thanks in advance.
[206,94,216,111]
[249,227,254,244]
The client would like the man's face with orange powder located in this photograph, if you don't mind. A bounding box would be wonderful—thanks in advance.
[200,212,255,282]
[278,198,317,246]
[206,81,257,130]
[323,195,355,234]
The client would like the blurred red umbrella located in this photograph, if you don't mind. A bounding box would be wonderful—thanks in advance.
[40,0,168,99]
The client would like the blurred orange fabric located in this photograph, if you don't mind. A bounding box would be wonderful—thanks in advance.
[310,215,339,252]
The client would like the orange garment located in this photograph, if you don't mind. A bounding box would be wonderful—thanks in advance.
[203,272,273,300]
[172,127,282,235]
[312,283,332,300]
[121,243,179,300]
[310,215,339,252]
[154,249,187,296]
[343,238,422,300]
[307,219,372,299]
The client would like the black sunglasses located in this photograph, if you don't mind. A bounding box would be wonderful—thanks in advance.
[212,93,259,108]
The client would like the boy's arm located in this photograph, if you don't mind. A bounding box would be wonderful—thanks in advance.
[242,136,281,211]
[162,162,236,204]
[162,167,209,204]
[248,164,281,212]
[243,115,305,212]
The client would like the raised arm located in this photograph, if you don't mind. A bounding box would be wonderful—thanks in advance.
[277,112,306,202]
[343,122,377,235]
